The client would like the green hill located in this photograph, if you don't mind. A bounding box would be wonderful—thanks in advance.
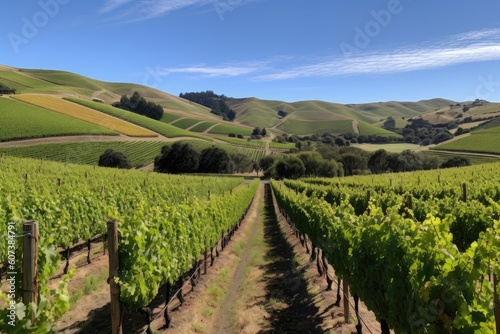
[227,97,450,136]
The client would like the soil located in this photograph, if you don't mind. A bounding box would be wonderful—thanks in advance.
[50,181,387,333]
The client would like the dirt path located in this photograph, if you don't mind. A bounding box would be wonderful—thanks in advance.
[50,181,385,333]
[352,120,360,134]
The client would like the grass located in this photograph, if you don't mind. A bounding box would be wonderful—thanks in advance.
[64,97,211,139]
[69,271,108,305]
[170,118,204,129]
[208,123,252,136]
[432,132,500,155]
[0,141,166,167]
[190,121,217,132]
[13,94,157,137]
[232,240,245,256]
[160,112,182,123]
[0,97,116,141]
[357,121,402,137]
[424,151,500,165]
[351,143,420,153]
[278,119,354,135]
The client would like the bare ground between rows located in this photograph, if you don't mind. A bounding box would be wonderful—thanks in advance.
[53,180,386,334]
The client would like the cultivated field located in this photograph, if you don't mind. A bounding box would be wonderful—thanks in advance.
[0,141,166,167]
[64,97,207,139]
[0,97,116,141]
[13,95,157,137]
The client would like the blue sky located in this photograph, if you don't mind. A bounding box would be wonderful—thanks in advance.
[2,0,500,103]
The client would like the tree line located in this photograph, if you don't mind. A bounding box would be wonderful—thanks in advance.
[179,91,236,121]
[0,84,16,94]
[112,91,164,120]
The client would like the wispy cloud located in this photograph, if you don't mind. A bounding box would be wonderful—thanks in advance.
[256,28,500,80]
[99,0,260,22]
[141,28,500,82]
[152,62,268,78]
[99,0,134,14]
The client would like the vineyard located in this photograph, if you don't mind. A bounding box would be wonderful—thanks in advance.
[271,163,500,333]
[0,141,167,167]
[12,95,157,138]
[0,98,116,141]
[1,152,499,333]
[0,156,258,332]
[65,97,207,139]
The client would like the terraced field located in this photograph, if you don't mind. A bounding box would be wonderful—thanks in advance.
[0,97,117,141]
[170,118,203,129]
[160,113,182,123]
[13,95,157,137]
[64,97,209,139]
[0,141,166,167]
[190,121,217,132]
[208,123,253,136]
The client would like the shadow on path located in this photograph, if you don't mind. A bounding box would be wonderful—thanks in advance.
[257,183,325,334]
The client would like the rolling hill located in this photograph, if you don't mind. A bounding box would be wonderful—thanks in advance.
[1,64,499,167]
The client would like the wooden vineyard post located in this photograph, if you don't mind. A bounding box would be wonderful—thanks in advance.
[107,219,122,334]
[22,221,38,325]
[494,274,500,334]
[204,249,208,275]
[343,278,350,324]
[462,183,467,202]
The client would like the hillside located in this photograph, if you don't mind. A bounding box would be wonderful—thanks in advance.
[227,97,456,136]
[2,64,500,167]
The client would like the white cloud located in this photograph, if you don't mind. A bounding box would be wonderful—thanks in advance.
[256,28,500,80]
[154,62,266,78]
[99,0,261,22]
[99,0,134,14]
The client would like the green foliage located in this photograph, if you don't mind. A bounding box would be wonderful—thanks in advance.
[0,141,166,167]
[154,142,200,173]
[114,91,164,120]
[179,91,236,120]
[272,166,500,332]
[273,155,305,179]
[0,156,252,326]
[198,146,234,174]
[98,149,132,169]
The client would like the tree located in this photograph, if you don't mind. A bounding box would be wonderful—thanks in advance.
[259,155,276,177]
[98,149,132,169]
[198,146,234,173]
[154,142,200,174]
[368,149,390,174]
[114,91,164,120]
[341,153,365,176]
[261,128,267,136]
[231,153,253,173]
[441,156,471,168]
[273,155,305,179]
[462,105,470,112]
[383,117,396,130]
[252,127,261,136]
[432,131,453,144]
